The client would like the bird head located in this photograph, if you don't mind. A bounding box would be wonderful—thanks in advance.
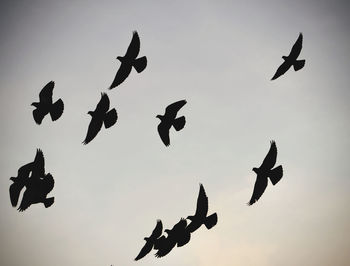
[164,229,171,235]
[116,56,123,62]
[186,215,194,221]
[31,102,39,108]
[252,167,259,174]
[10,176,16,182]
[144,237,149,241]
[156,115,163,120]
[87,111,94,116]
[282,56,288,60]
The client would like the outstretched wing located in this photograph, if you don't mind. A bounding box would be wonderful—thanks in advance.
[165,100,187,119]
[260,140,277,170]
[108,63,132,89]
[271,60,291,80]
[95,93,110,114]
[157,122,170,146]
[83,117,103,145]
[248,174,268,206]
[135,241,153,261]
[32,149,45,178]
[39,81,54,104]
[150,220,163,238]
[289,32,303,59]
[125,31,140,59]
[194,183,208,218]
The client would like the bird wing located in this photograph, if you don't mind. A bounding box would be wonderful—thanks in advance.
[157,122,170,146]
[289,33,303,59]
[10,183,22,207]
[39,81,54,103]
[271,60,291,80]
[108,63,132,89]
[248,174,268,206]
[135,241,153,261]
[83,117,103,145]
[17,162,34,179]
[32,107,47,125]
[151,220,163,238]
[17,189,32,212]
[125,31,140,59]
[165,100,187,119]
[194,183,209,218]
[43,173,55,194]
[95,93,110,114]
[260,140,278,170]
[32,149,45,179]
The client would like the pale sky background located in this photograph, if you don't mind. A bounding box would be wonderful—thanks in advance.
[0,0,350,265]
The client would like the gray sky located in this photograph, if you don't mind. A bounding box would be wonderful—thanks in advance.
[0,0,350,265]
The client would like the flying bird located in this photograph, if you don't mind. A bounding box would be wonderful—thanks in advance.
[156,100,187,146]
[31,81,64,124]
[17,149,55,212]
[135,220,163,261]
[154,219,189,258]
[9,162,33,207]
[186,184,218,233]
[248,140,283,206]
[271,33,305,80]
[108,31,147,89]
[83,93,118,145]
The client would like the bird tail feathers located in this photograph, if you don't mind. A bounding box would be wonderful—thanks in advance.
[33,108,46,125]
[293,59,305,71]
[173,116,186,131]
[104,109,118,128]
[269,165,283,185]
[44,197,54,208]
[204,212,218,230]
[50,99,64,121]
[133,56,147,73]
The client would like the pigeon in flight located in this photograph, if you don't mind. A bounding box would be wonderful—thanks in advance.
[271,33,305,80]
[17,149,55,212]
[135,220,163,261]
[9,162,33,207]
[248,140,283,206]
[156,100,187,146]
[83,93,118,145]
[108,31,147,89]
[31,81,64,124]
[186,184,218,233]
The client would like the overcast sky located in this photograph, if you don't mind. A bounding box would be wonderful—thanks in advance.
[0,0,349,265]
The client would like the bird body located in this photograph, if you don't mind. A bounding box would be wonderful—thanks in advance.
[109,31,147,89]
[156,100,187,146]
[248,140,283,206]
[271,33,305,80]
[32,81,64,124]
[83,93,118,145]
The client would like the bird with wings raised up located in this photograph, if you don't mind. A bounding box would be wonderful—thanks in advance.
[248,140,283,206]
[156,100,187,146]
[108,31,147,89]
[271,33,305,80]
[135,220,163,261]
[83,93,118,145]
[31,81,64,124]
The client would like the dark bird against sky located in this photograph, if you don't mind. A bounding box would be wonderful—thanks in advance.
[83,93,118,145]
[31,81,64,125]
[108,31,147,89]
[248,140,283,206]
[156,100,187,146]
[9,162,33,207]
[135,220,163,261]
[271,33,305,80]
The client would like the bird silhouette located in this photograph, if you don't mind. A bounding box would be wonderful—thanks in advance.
[17,149,55,212]
[186,184,218,233]
[135,220,163,261]
[173,218,191,247]
[83,93,118,145]
[156,100,187,146]
[248,140,283,206]
[31,81,64,124]
[108,31,147,89]
[9,162,33,207]
[271,33,305,80]
[154,219,189,258]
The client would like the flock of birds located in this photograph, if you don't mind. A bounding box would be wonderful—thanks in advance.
[9,30,305,260]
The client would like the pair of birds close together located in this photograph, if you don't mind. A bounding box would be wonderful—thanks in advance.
[9,149,55,212]
[135,184,218,260]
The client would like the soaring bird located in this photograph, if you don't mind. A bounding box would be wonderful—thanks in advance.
[186,184,218,233]
[154,219,189,258]
[31,81,64,124]
[17,149,55,212]
[271,33,305,80]
[108,31,147,89]
[156,100,187,146]
[248,140,283,206]
[135,220,163,261]
[83,93,118,145]
[9,162,33,207]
